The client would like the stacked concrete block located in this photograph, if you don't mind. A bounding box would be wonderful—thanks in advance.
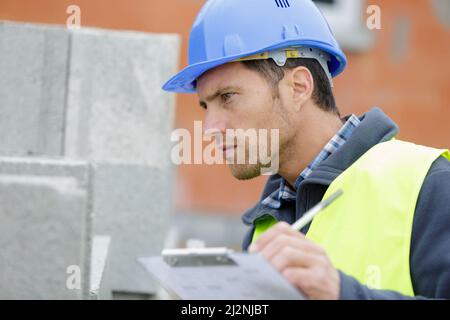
[65,27,179,296]
[0,22,69,157]
[0,21,180,298]
[65,28,178,169]
[0,158,92,299]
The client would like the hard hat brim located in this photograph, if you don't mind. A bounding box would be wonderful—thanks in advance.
[162,39,347,93]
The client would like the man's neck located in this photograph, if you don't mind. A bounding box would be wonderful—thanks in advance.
[279,107,344,188]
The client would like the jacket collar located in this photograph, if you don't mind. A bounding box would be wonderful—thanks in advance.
[242,107,399,226]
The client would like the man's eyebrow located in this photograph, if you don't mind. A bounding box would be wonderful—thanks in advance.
[199,86,238,106]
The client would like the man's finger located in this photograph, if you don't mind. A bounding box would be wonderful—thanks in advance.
[269,246,321,272]
[259,233,319,261]
[281,267,314,293]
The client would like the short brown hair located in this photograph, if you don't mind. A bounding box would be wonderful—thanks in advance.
[242,58,339,116]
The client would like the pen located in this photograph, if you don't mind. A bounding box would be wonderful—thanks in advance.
[291,189,343,231]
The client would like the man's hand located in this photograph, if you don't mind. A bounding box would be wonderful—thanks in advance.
[248,221,340,300]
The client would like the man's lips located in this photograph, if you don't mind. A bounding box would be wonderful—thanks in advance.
[217,145,237,158]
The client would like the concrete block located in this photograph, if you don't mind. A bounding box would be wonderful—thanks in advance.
[92,164,174,294]
[0,157,90,190]
[65,28,180,168]
[0,174,89,299]
[0,21,180,168]
[0,21,69,157]
[0,157,93,299]
[0,21,180,298]
[62,27,180,295]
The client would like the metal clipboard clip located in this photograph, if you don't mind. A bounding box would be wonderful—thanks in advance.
[162,247,237,267]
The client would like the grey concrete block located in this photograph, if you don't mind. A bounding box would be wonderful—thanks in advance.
[61,27,180,294]
[0,21,180,168]
[92,164,174,294]
[0,21,69,157]
[0,174,88,299]
[0,157,93,299]
[65,27,180,168]
[0,157,90,190]
[0,21,180,298]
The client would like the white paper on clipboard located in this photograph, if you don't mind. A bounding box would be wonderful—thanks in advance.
[138,252,305,300]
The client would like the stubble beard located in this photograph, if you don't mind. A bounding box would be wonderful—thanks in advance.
[227,101,291,181]
[228,162,263,180]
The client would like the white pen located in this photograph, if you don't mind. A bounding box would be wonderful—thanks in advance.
[291,189,343,231]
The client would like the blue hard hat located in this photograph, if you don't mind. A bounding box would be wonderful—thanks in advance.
[163,0,347,93]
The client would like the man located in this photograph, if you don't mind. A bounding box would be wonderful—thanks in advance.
[163,0,450,299]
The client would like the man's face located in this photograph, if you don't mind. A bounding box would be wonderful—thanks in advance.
[197,62,294,180]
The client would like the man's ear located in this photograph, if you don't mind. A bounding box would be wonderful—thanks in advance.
[289,66,314,111]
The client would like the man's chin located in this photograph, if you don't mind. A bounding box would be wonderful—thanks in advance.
[228,164,262,180]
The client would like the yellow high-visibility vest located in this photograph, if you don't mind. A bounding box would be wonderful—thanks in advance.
[252,140,450,296]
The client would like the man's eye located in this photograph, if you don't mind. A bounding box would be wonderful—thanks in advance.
[221,92,235,102]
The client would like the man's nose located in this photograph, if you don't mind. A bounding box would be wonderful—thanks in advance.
[203,111,227,136]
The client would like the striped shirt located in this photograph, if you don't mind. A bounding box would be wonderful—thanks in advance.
[261,114,361,209]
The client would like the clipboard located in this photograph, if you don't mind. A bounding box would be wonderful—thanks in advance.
[138,247,305,300]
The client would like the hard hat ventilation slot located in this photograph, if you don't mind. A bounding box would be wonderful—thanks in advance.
[275,0,291,8]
